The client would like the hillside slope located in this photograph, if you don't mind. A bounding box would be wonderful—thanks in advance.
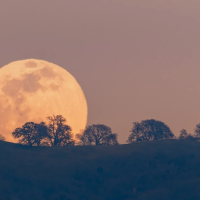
[1,140,200,200]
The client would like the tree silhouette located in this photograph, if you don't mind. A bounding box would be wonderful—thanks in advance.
[127,119,174,143]
[194,123,200,141]
[0,134,5,141]
[179,129,188,139]
[179,129,197,141]
[77,124,119,145]
[46,115,75,146]
[12,122,48,146]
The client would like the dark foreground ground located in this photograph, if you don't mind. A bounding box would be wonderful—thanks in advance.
[0,139,200,200]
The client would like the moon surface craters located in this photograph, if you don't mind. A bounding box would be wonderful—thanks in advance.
[25,61,37,68]
[40,66,58,78]
[2,73,43,95]
[2,66,63,96]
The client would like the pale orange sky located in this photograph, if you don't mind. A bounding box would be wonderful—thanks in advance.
[1,0,200,143]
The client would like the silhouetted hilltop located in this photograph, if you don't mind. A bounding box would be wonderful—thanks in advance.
[1,140,200,200]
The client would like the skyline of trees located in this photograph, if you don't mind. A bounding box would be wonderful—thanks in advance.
[1,116,200,146]
[10,116,120,146]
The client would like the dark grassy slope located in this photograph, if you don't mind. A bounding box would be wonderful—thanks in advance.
[1,140,200,200]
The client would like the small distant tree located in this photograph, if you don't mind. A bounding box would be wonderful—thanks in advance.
[77,124,119,146]
[12,122,48,146]
[179,129,188,139]
[194,123,200,141]
[46,115,75,146]
[127,119,174,143]
[179,129,197,141]
[0,134,5,141]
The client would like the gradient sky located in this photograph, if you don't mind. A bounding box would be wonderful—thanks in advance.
[1,0,200,143]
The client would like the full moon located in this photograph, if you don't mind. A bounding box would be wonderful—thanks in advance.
[0,59,88,142]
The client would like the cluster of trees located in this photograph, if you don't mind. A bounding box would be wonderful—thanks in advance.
[12,115,75,146]
[10,115,119,146]
[1,116,200,146]
[127,119,200,143]
[178,127,200,141]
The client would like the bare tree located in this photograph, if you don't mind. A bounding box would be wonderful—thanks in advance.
[46,115,75,146]
[77,124,119,146]
[127,119,174,143]
[12,122,48,146]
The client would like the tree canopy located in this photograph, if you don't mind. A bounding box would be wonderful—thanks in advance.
[127,119,174,143]
[12,122,48,146]
[77,124,118,145]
